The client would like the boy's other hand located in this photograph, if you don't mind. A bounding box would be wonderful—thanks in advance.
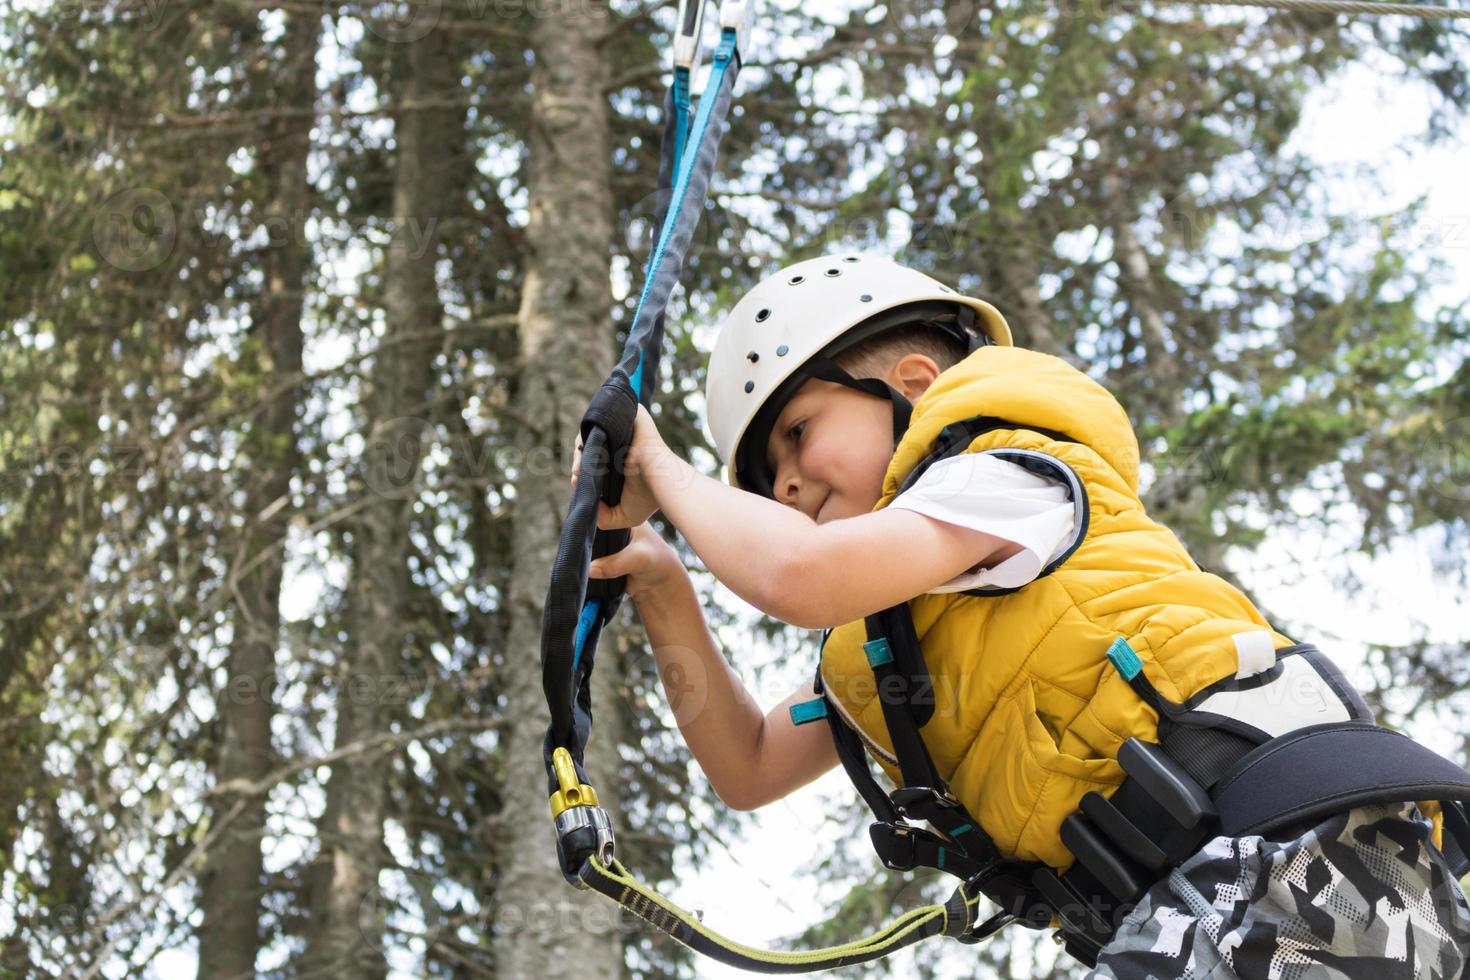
[587,521,684,600]
[570,403,668,530]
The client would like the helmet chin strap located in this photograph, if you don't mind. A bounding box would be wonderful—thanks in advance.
[796,303,990,448]
[752,305,991,491]
[799,355,915,447]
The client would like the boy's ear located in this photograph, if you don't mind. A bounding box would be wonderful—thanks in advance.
[888,353,942,401]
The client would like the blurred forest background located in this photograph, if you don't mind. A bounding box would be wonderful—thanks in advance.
[2,0,1469,976]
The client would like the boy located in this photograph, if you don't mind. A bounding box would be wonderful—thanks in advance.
[572,254,1470,977]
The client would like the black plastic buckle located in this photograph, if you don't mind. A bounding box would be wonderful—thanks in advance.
[869,821,922,871]
[1117,738,1217,830]
[1059,813,1152,905]
[966,860,1055,929]
[1078,790,1169,872]
[869,820,978,874]
[1030,868,1111,956]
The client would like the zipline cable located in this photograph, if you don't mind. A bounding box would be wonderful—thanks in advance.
[1185,0,1470,19]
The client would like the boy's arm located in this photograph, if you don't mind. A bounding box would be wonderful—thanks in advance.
[645,450,1016,630]
[634,567,838,811]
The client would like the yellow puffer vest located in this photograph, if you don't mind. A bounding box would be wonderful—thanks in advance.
[818,345,1295,872]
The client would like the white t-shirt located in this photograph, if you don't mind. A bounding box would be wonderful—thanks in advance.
[888,453,1078,593]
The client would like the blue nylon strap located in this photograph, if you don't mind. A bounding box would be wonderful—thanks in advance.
[1107,636,1143,681]
[789,698,828,725]
[572,599,602,674]
[629,352,645,402]
[624,29,737,355]
[644,69,691,286]
[863,638,894,668]
[673,67,691,171]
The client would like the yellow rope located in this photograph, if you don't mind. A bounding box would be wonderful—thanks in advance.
[588,855,955,966]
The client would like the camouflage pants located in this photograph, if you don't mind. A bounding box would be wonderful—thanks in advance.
[1089,802,1470,980]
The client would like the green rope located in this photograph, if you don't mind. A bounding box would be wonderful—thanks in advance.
[1186,0,1470,18]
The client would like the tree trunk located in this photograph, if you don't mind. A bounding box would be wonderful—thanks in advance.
[299,28,464,977]
[1103,172,1183,431]
[493,1,625,977]
[195,11,317,979]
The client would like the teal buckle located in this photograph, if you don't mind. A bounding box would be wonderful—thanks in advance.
[1107,637,1144,681]
[788,698,828,726]
[863,638,893,668]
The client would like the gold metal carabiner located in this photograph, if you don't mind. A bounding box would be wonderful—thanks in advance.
[549,745,600,818]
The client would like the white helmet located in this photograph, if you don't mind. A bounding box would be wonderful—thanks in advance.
[705,254,1012,496]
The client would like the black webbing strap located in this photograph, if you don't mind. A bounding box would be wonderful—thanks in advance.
[817,673,991,881]
[862,606,938,758]
[1441,801,1470,877]
[1211,723,1470,852]
[861,605,1001,868]
[541,21,743,796]
[811,604,1053,937]
[816,670,902,825]
[800,356,914,449]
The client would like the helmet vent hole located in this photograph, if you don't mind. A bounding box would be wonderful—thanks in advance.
[746,350,759,362]
[825,268,840,277]
[860,293,873,302]
[776,344,789,356]
[755,308,770,322]
[788,275,805,285]
[843,256,859,263]
[744,381,755,393]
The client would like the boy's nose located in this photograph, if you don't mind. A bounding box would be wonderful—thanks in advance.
[776,470,801,507]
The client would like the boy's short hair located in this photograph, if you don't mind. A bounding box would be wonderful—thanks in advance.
[831,317,971,380]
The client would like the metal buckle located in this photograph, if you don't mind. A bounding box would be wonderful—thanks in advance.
[718,0,755,56]
[549,747,616,888]
[554,805,615,889]
[673,0,706,69]
[890,785,963,819]
[869,821,920,871]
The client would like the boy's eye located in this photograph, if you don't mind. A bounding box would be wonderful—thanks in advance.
[787,421,805,442]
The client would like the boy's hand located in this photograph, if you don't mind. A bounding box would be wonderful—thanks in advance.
[587,521,684,600]
[571,403,668,530]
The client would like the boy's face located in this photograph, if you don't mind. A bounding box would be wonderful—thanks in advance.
[764,354,940,524]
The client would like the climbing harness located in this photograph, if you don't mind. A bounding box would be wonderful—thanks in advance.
[799,602,1470,966]
[541,0,1470,972]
